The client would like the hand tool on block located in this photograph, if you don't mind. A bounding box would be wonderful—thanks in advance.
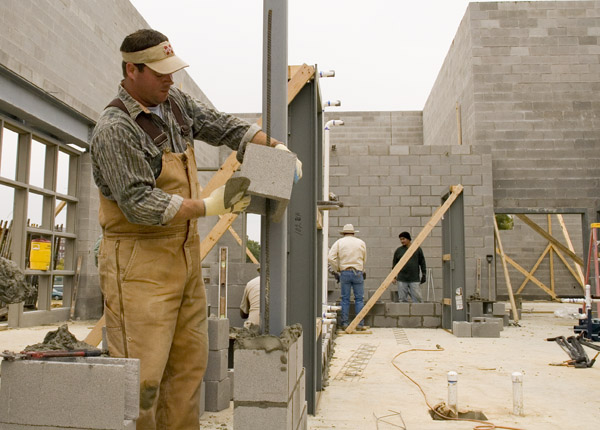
[1,349,102,361]
[223,176,251,210]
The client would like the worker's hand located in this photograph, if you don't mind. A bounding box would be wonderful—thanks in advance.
[275,143,303,183]
[203,185,251,216]
[420,274,427,284]
[362,271,367,280]
[333,271,340,283]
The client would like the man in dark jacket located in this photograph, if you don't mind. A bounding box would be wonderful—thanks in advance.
[392,231,426,303]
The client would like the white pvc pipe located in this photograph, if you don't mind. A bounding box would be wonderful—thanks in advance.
[512,372,524,416]
[319,70,335,78]
[447,371,458,416]
[327,305,341,311]
[323,100,341,108]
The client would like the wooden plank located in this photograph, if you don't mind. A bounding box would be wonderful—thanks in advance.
[69,256,83,319]
[557,214,585,289]
[497,248,556,299]
[552,244,587,286]
[516,244,551,295]
[55,200,67,217]
[200,213,238,261]
[346,185,464,333]
[84,314,105,347]
[494,217,519,323]
[515,214,583,267]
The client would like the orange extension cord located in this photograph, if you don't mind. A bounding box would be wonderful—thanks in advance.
[391,347,526,430]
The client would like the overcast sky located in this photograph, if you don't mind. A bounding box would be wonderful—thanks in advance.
[128,0,548,113]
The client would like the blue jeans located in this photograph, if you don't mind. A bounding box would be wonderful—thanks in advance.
[340,270,364,326]
[398,281,422,303]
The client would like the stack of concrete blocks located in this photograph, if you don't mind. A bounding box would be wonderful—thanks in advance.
[239,143,297,222]
[234,325,307,430]
[206,261,259,328]
[205,316,231,412]
[350,302,442,328]
[452,317,501,338]
[0,356,139,429]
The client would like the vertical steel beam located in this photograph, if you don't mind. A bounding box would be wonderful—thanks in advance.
[260,0,288,336]
[287,77,321,414]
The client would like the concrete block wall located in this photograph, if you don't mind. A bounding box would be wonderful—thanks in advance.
[206,316,231,412]
[327,113,495,306]
[467,1,600,214]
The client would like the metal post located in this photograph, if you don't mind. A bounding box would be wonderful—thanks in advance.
[260,0,288,336]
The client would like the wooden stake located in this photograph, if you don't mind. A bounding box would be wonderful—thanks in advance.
[345,185,464,333]
[548,215,555,294]
[557,214,585,290]
[70,256,83,320]
[494,217,519,323]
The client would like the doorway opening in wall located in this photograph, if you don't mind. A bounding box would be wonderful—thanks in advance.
[0,116,82,321]
[493,210,587,302]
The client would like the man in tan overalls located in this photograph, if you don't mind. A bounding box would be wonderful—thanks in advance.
[91,29,301,430]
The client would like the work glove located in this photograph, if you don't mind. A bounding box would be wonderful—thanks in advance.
[333,272,340,283]
[203,185,251,216]
[275,143,302,183]
[420,274,427,284]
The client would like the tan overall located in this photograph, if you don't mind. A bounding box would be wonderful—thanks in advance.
[98,145,207,430]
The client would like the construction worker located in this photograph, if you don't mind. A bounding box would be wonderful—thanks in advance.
[90,29,301,430]
[240,272,260,329]
[328,224,367,330]
[393,231,427,303]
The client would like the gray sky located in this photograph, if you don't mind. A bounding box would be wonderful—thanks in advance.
[128,0,546,113]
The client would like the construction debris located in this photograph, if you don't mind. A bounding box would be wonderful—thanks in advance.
[0,256,35,304]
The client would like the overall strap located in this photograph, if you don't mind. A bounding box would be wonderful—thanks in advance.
[106,96,190,146]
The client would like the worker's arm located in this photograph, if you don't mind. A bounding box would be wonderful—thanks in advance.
[327,242,339,273]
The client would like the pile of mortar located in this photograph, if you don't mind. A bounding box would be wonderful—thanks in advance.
[0,256,36,305]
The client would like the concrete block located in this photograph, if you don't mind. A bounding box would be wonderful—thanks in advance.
[410,303,434,315]
[453,321,472,337]
[385,302,410,316]
[423,316,441,328]
[239,143,296,221]
[234,402,293,430]
[433,303,442,316]
[485,317,504,331]
[469,301,484,319]
[208,316,230,351]
[493,302,506,316]
[205,377,231,412]
[292,369,306,430]
[199,381,206,417]
[234,348,292,403]
[397,316,422,328]
[205,349,229,381]
[373,315,398,327]
[0,357,139,429]
[297,402,308,430]
[503,314,510,326]
[472,322,501,338]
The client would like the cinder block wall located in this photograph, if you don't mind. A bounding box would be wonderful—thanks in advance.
[325,111,495,302]
[0,0,223,319]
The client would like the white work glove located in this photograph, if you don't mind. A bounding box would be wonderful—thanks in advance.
[203,185,251,216]
[275,143,302,183]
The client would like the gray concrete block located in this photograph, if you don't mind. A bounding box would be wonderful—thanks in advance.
[453,321,472,338]
[469,301,484,319]
[433,303,442,316]
[472,322,501,338]
[423,316,441,328]
[503,314,510,326]
[493,302,506,316]
[397,316,422,328]
[239,144,296,221]
[292,369,306,430]
[0,358,139,429]
[384,302,410,316]
[205,377,231,412]
[484,317,504,331]
[410,303,434,315]
[234,348,293,403]
[373,315,398,327]
[234,403,293,430]
[205,349,229,381]
[208,316,230,351]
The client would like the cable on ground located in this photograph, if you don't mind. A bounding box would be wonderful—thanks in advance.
[391,346,525,430]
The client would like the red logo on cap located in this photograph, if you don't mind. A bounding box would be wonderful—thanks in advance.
[163,43,174,56]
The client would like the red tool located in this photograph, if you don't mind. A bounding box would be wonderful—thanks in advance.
[1,349,102,361]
